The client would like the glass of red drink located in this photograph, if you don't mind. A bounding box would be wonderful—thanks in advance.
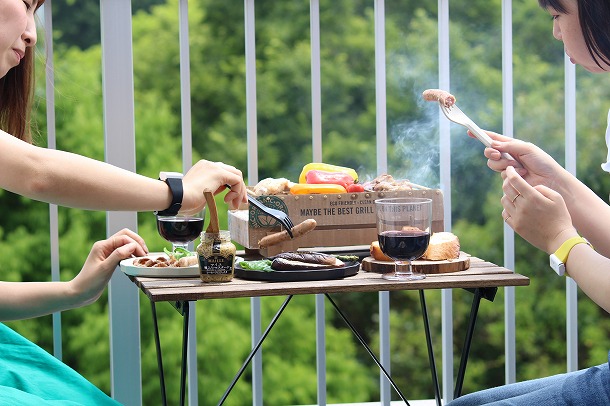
[375,197,432,281]
[156,208,205,253]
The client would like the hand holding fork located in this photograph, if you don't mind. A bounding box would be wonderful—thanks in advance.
[225,185,295,238]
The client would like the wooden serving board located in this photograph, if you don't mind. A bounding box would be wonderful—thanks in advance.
[361,252,470,274]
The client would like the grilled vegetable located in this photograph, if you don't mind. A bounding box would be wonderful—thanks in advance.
[272,258,340,270]
[275,251,344,266]
[298,163,358,184]
[290,183,347,195]
[347,184,365,193]
[334,254,359,262]
[305,170,355,190]
[271,251,345,270]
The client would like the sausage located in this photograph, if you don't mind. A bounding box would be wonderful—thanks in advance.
[258,218,317,248]
[422,89,456,108]
[134,256,166,267]
[134,255,196,268]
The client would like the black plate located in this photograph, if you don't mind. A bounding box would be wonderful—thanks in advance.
[234,261,360,282]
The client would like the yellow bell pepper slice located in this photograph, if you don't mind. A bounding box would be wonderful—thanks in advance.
[290,183,347,195]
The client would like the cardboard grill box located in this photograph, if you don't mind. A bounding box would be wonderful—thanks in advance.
[228,189,445,256]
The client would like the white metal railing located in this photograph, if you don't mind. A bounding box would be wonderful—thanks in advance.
[36,0,585,405]
[99,1,142,404]
[42,0,62,363]
[501,0,517,385]
[564,55,579,373]
[437,0,454,401]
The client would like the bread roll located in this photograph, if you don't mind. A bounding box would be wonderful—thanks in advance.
[370,241,393,262]
[370,232,460,262]
[422,232,460,260]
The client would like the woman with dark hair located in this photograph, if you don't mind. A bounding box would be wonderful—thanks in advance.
[0,0,247,404]
[0,0,247,216]
[448,0,610,404]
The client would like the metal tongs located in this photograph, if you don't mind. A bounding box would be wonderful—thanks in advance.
[226,185,295,238]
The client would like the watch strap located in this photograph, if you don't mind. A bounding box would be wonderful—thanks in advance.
[553,236,591,263]
[155,176,183,216]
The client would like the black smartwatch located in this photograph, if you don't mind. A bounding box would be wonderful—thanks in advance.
[155,172,183,216]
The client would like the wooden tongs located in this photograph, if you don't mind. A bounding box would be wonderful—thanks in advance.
[204,191,220,233]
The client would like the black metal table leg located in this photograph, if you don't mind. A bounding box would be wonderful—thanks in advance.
[217,295,294,406]
[154,300,189,406]
[179,301,190,406]
[419,290,442,406]
[151,285,500,405]
[151,301,167,406]
[325,293,411,406]
[454,287,497,399]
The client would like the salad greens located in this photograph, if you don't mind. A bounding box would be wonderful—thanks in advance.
[238,260,274,272]
[164,247,195,259]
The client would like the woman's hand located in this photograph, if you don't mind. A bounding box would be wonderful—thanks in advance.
[476,131,566,191]
[0,228,148,321]
[68,228,148,307]
[501,166,577,254]
[181,160,247,213]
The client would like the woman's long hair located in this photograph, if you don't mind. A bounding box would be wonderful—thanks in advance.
[0,0,46,143]
[539,0,610,70]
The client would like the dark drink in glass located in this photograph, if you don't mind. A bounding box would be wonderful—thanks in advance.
[378,230,430,261]
[156,216,204,250]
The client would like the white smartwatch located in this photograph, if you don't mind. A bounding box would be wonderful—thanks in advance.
[549,236,592,276]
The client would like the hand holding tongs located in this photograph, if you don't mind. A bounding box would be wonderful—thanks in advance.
[225,185,295,238]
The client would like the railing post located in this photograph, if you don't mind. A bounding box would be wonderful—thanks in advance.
[438,0,455,402]
[564,53,578,373]
[501,0,517,385]
[100,0,142,404]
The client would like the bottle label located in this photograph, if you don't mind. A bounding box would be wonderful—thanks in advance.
[199,254,235,275]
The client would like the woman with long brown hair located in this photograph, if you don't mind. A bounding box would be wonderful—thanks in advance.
[0,1,246,403]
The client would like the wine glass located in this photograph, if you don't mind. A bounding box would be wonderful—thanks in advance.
[375,197,432,281]
[156,208,206,253]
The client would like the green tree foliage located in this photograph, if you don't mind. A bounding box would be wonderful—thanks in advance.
[3,0,610,404]
[49,0,167,50]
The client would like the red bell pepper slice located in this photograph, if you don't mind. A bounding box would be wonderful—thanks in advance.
[305,170,355,190]
[347,183,365,193]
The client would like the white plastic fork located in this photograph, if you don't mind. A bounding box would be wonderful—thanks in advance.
[439,103,519,164]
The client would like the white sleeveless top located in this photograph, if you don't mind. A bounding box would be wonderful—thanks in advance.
[602,109,610,172]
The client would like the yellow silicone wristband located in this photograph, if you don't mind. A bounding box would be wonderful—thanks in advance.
[554,236,591,264]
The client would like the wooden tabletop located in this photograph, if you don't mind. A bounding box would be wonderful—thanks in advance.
[128,255,529,303]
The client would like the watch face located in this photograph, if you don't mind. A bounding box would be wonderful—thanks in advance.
[159,171,183,181]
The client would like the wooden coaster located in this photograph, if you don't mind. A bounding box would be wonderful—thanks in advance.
[361,252,470,274]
